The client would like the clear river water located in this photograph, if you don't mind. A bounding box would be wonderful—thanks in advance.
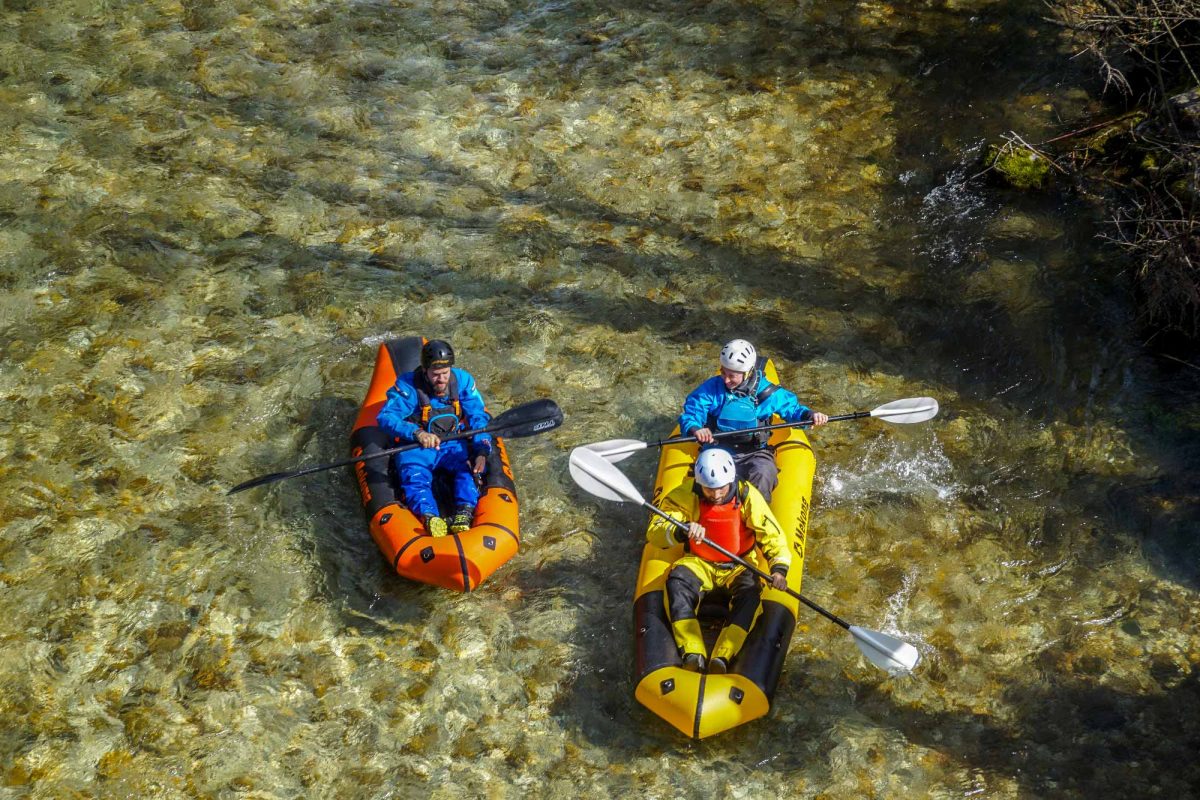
[2,0,1198,797]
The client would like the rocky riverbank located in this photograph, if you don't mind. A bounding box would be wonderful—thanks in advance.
[986,0,1199,336]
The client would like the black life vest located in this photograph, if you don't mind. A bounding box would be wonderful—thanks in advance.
[406,370,465,436]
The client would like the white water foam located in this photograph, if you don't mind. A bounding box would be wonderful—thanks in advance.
[880,568,932,667]
[360,331,404,347]
[820,436,964,505]
[916,143,990,267]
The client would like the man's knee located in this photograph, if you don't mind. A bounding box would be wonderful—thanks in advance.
[739,454,778,499]
[435,440,469,467]
[726,571,763,629]
[399,447,437,471]
[729,574,762,606]
[400,464,433,484]
[666,567,704,619]
[750,461,778,485]
[667,566,703,594]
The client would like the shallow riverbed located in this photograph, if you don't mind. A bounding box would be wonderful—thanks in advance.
[1,0,1198,797]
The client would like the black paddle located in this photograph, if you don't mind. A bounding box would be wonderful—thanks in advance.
[227,398,563,495]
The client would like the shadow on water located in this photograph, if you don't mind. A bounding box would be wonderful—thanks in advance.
[7,0,1200,796]
[268,392,444,631]
[174,11,1199,788]
[523,414,681,749]
[230,135,1070,406]
[1098,476,1200,590]
[856,667,1200,797]
[231,172,1190,772]
[36,0,1192,769]
[116,0,1125,426]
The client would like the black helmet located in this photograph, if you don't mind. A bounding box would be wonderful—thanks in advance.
[420,339,455,370]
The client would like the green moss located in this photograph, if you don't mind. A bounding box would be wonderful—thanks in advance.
[985,144,1051,189]
[1083,111,1147,155]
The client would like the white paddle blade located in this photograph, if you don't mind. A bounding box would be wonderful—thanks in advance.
[568,447,646,505]
[870,397,939,424]
[583,439,648,463]
[849,625,921,675]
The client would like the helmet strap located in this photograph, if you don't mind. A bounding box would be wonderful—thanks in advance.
[731,370,758,398]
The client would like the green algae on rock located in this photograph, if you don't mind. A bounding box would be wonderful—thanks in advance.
[983,142,1052,189]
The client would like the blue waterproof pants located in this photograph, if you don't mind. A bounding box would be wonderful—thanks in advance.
[396,439,479,519]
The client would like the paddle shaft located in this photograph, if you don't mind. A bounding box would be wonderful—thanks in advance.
[291,431,467,474]
[646,412,868,451]
[643,502,852,631]
[230,398,562,494]
[230,417,512,494]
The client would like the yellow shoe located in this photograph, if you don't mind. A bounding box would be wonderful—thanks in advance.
[449,506,474,534]
[423,515,448,538]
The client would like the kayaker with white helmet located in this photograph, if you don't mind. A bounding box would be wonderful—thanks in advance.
[679,338,828,501]
[646,448,792,674]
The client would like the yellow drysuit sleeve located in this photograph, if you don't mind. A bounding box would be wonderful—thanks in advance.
[645,483,699,549]
[739,482,791,575]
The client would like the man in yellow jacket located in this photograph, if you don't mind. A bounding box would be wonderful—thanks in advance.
[646,448,791,674]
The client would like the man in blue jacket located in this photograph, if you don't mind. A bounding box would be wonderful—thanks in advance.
[376,340,491,537]
[679,339,828,502]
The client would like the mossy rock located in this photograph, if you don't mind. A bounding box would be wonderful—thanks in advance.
[1082,111,1148,155]
[984,144,1051,189]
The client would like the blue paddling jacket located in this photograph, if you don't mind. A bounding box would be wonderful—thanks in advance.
[377,367,492,453]
[679,370,812,450]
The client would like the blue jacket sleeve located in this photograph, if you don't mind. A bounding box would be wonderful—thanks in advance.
[455,369,493,450]
[759,383,811,424]
[376,375,421,442]
[679,377,724,435]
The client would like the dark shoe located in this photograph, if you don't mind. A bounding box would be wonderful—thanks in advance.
[681,653,707,673]
[423,514,448,538]
[708,657,728,674]
[449,505,474,534]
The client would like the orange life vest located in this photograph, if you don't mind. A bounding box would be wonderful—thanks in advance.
[690,481,755,563]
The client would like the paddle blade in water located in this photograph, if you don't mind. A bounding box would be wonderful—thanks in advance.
[582,439,648,463]
[870,397,939,424]
[491,398,564,438]
[569,447,645,505]
[227,471,292,495]
[849,625,921,675]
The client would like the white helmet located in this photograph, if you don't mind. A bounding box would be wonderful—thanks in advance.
[720,339,757,373]
[694,448,737,489]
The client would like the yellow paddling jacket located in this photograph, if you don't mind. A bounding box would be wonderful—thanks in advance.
[646,480,791,575]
